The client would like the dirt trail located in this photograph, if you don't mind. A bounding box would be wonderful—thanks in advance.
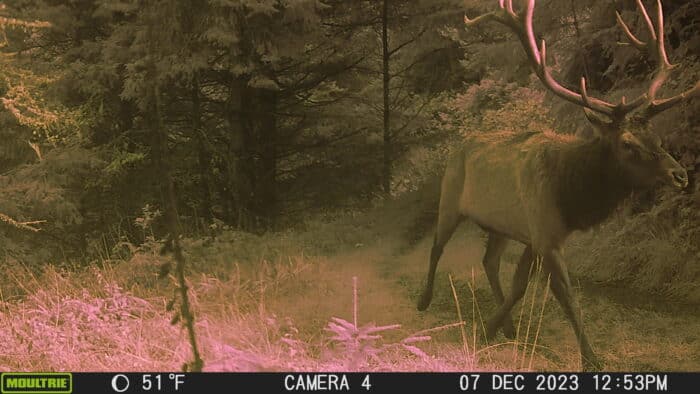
[341,225,700,371]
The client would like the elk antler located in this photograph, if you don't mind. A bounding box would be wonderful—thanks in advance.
[465,0,699,120]
[616,0,700,118]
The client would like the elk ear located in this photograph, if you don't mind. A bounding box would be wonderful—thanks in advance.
[583,108,614,128]
[583,108,617,137]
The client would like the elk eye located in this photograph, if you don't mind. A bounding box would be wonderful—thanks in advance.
[622,141,642,158]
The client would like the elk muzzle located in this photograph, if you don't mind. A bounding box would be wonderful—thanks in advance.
[669,168,688,189]
[663,154,688,189]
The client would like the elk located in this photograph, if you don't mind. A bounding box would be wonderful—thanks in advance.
[417,0,699,371]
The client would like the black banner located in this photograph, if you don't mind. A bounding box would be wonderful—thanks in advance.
[1,372,697,394]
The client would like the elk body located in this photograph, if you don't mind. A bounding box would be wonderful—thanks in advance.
[417,0,698,371]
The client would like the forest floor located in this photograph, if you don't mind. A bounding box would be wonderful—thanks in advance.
[0,223,698,372]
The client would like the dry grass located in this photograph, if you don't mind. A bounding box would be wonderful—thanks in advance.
[0,219,698,372]
[0,244,478,372]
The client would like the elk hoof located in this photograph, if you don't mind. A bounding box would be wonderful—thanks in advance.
[582,355,603,372]
[485,318,500,341]
[502,317,516,339]
[417,293,432,311]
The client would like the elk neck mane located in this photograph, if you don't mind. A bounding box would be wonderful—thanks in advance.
[550,135,635,232]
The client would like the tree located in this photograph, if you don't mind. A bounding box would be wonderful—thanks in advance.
[362,0,464,195]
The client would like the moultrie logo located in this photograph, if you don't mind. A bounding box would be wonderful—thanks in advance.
[0,373,72,394]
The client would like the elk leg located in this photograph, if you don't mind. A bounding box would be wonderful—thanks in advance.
[485,245,533,340]
[417,211,461,311]
[544,250,601,372]
[481,233,516,338]
[417,152,465,312]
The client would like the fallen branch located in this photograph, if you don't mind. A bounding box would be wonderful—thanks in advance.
[0,213,45,232]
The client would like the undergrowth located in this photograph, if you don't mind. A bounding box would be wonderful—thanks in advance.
[0,212,557,372]
[1,188,697,372]
[0,252,475,371]
[567,193,700,303]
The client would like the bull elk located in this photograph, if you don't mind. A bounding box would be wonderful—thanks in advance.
[417,0,699,370]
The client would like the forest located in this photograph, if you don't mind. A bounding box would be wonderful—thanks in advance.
[0,0,699,373]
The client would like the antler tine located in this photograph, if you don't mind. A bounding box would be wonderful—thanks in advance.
[522,0,541,64]
[645,81,700,117]
[580,77,593,107]
[616,0,697,118]
[464,0,509,26]
[522,4,617,116]
[645,0,677,103]
[615,11,646,50]
[505,0,514,16]
[464,0,698,120]
[635,0,657,41]
[653,0,672,69]
[465,0,633,117]
[536,40,613,115]
[464,13,493,25]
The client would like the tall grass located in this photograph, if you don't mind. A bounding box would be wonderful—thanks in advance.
[1,205,697,372]
[0,222,556,372]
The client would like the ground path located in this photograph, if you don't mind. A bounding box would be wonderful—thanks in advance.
[321,225,700,371]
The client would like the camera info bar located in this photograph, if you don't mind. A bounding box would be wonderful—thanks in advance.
[1,372,695,394]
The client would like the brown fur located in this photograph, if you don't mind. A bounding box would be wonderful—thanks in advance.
[417,128,687,371]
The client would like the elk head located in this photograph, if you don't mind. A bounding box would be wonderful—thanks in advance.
[583,110,688,190]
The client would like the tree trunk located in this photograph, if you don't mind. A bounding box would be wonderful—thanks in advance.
[192,74,212,223]
[381,0,391,195]
[241,85,277,230]
[226,77,246,227]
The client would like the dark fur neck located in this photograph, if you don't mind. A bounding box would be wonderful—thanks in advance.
[553,137,634,231]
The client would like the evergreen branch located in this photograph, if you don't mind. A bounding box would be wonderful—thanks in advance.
[388,26,427,57]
